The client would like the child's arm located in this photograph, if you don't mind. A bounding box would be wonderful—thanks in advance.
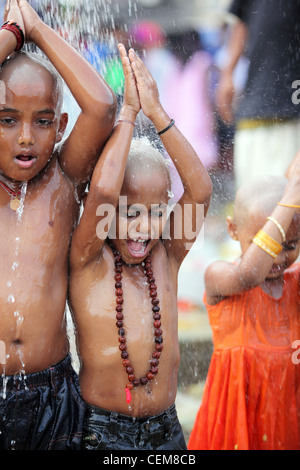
[17,0,116,186]
[70,45,140,269]
[129,50,213,266]
[0,0,25,63]
[205,166,300,304]
[286,148,300,179]
[215,19,247,124]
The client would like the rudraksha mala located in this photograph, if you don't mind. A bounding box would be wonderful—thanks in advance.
[113,249,163,405]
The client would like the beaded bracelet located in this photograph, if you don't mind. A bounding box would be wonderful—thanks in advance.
[157,119,175,136]
[252,230,283,259]
[267,216,286,242]
[1,20,25,51]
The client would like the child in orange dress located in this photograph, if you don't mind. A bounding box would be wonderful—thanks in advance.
[188,166,300,450]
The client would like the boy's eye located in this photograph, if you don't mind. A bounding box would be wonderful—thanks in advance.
[37,119,54,127]
[127,211,140,218]
[0,117,16,125]
[282,243,298,251]
[151,211,163,218]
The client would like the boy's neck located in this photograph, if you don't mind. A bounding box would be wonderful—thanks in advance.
[0,174,24,193]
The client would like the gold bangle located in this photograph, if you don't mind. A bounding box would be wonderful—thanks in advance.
[267,217,286,242]
[252,230,283,259]
[277,202,300,209]
[253,237,277,258]
[258,231,283,252]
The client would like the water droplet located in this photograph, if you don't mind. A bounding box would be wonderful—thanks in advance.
[7,295,15,304]
[16,182,28,222]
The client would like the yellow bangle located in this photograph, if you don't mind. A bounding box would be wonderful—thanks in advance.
[277,202,300,209]
[252,230,283,259]
[267,217,286,242]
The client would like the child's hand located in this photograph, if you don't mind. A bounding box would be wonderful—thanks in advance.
[286,148,300,179]
[118,44,140,117]
[16,0,41,42]
[4,0,25,38]
[283,163,300,208]
[129,49,162,121]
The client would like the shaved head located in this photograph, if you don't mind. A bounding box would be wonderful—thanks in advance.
[233,175,288,228]
[123,137,172,196]
[0,51,64,113]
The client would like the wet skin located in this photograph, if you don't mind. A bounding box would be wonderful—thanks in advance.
[69,172,181,418]
[0,62,79,375]
[68,42,212,418]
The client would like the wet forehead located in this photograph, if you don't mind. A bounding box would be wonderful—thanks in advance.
[121,168,171,206]
[0,59,57,106]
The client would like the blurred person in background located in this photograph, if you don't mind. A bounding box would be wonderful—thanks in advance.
[132,23,217,202]
[216,0,300,190]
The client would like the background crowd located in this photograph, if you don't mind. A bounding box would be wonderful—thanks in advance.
[1,0,299,441]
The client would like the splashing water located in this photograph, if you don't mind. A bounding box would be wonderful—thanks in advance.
[1,182,29,397]
[1,372,8,400]
[16,182,28,222]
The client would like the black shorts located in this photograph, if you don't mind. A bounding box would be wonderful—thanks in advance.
[0,355,86,450]
[83,403,187,451]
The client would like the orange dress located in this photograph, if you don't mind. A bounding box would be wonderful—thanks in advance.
[188,263,300,450]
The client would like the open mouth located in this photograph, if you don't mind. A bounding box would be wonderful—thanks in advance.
[127,238,150,258]
[14,155,36,169]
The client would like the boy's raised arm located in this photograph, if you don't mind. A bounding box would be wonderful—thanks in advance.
[70,45,140,269]
[0,0,26,62]
[18,0,117,186]
[129,50,213,266]
[286,148,300,179]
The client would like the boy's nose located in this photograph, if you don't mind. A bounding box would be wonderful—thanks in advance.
[139,214,150,235]
[17,123,35,146]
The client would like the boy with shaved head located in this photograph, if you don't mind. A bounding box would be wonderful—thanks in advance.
[188,166,300,450]
[0,0,116,450]
[68,44,212,451]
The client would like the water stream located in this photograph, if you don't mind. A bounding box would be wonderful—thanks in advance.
[2,183,28,399]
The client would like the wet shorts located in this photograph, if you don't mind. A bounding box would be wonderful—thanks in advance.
[0,355,86,450]
[83,403,187,451]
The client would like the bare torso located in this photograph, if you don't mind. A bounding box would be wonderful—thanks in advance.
[69,241,181,417]
[0,157,79,375]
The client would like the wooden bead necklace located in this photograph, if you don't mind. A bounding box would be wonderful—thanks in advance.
[113,249,163,405]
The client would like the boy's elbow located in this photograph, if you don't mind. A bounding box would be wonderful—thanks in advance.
[92,181,119,208]
[195,174,213,214]
[204,177,213,202]
[92,89,117,124]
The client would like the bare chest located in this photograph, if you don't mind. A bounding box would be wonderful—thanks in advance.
[0,169,78,276]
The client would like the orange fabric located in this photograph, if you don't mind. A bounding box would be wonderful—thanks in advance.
[188,263,300,450]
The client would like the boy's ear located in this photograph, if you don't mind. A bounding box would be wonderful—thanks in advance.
[226,216,238,241]
[56,113,68,144]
